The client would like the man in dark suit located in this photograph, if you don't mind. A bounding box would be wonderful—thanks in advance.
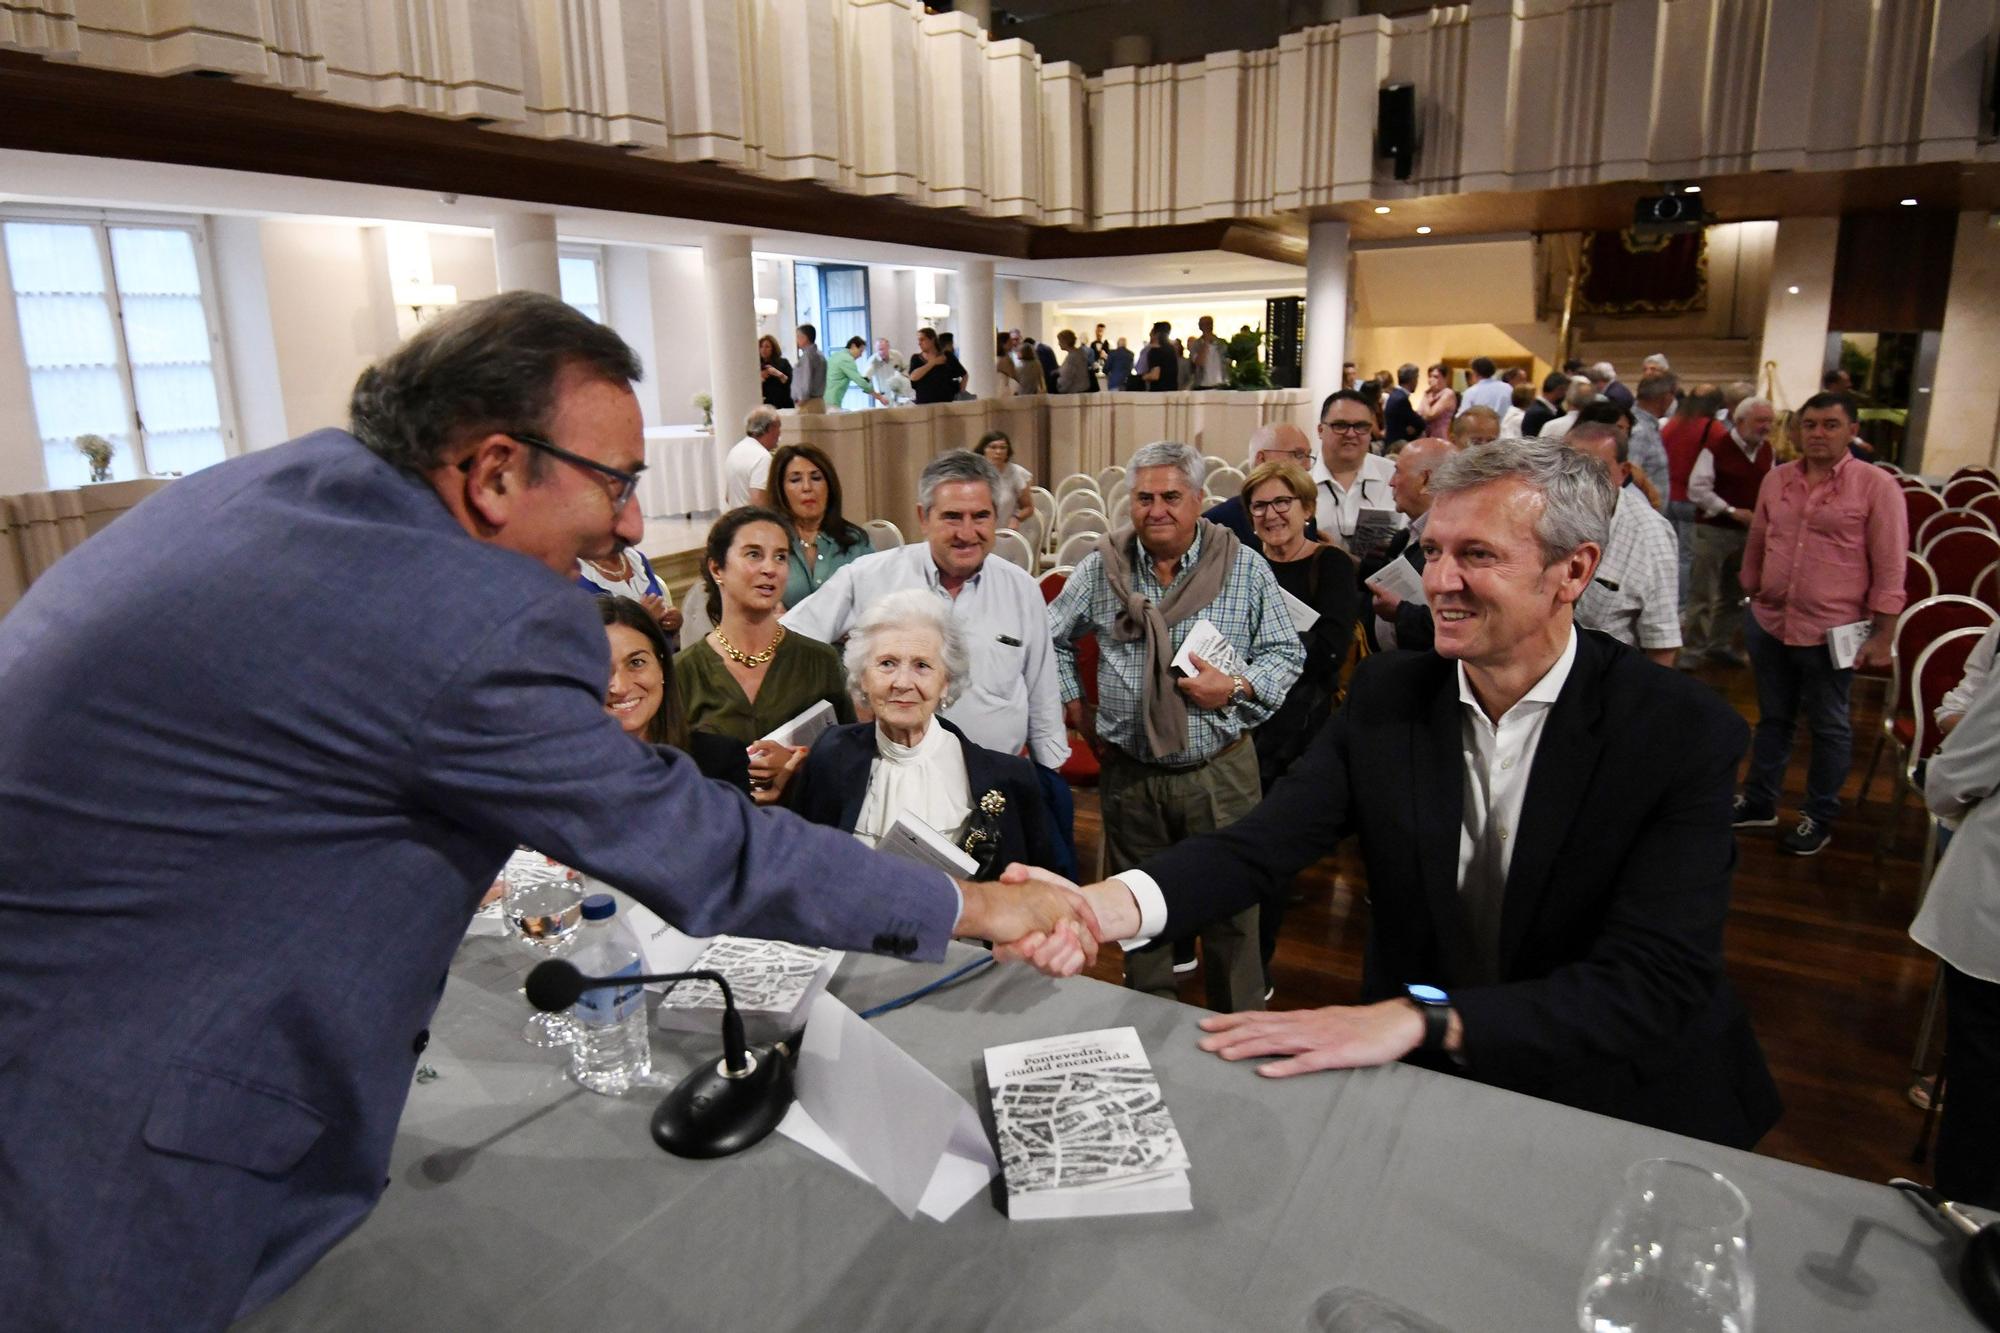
[1521,371,1568,437]
[1381,362,1423,446]
[0,293,1096,1330]
[1015,436,1780,1148]
[1356,435,1455,652]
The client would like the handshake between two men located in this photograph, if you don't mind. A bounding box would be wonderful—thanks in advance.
[956,864,1452,1081]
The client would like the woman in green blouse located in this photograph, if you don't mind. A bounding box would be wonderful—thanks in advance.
[675,507,853,804]
[768,442,871,611]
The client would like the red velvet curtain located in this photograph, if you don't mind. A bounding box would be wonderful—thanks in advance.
[1575,229,1708,315]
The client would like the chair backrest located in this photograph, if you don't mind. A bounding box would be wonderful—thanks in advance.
[1941,476,2000,509]
[1038,568,1070,603]
[1950,465,2000,486]
[1055,530,1103,567]
[1905,552,1939,608]
[1058,509,1108,543]
[1053,473,1097,501]
[1028,484,1056,516]
[1205,465,1246,497]
[1202,455,1231,473]
[1056,488,1105,521]
[1874,459,1905,474]
[1977,558,2000,614]
[1903,486,1945,541]
[1104,481,1130,514]
[991,527,1035,572]
[1916,507,1996,552]
[864,518,903,551]
[679,577,714,641]
[1909,626,1991,772]
[1924,528,2000,595]
[1096,464,1126,492]
[1969,492,2000,529]
[1017,509,1048,556]
[1888,594,1997,736]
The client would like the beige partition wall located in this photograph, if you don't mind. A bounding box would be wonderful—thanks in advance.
[778,390,1314,526]
[0,479,176,616]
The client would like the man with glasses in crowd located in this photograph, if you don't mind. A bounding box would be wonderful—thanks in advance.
[1202,421,1321,549]
[1313,389,1402,558]
[0,292,1099,1329]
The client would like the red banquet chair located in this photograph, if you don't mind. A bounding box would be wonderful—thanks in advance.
[1923,528,2000,597]
[1969,492,2000,531]
[1903,487,1945,545]
[1941,476,2000,510]
[1949,465,2000,487]
[1860,594,1996,810]
[1857,554,1940,698]
[1039,568,1101,783]
[1916,508,1995,553]
[1976,559,2000,615]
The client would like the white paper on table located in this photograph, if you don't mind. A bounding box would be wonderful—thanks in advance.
[1364,552,1426,606]
[776,992,997,1221]
[1279,587,1320,634]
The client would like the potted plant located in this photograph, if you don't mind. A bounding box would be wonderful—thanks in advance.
[75,433,115,483]
[692,392,714,432]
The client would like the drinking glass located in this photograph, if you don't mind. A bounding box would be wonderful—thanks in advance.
[1578,1158,1754,1333]
[501,856,585,1047]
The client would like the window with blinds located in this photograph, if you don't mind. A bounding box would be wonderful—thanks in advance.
[3,218,230,488]
[558,247,604,324]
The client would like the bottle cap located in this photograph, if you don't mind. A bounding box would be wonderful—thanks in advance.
[580,893,616,921]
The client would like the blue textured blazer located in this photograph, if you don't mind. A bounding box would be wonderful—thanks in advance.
[0,432,958,1330]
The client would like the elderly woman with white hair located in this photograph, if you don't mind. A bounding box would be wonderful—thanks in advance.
[788,588,1060,879]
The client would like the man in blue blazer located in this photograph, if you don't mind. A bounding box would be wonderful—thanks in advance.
[0,293,1096,1330]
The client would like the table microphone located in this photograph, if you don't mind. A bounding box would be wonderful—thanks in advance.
[525,959,794,1160]
[1892,1177,2000,1330]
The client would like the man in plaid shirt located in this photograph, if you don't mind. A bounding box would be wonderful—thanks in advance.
[1047,440,1303,1011]
[1567,422,1682,666]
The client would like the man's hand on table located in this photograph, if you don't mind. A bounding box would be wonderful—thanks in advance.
[954,869,1103,975]
[1198,1000,1452,1077]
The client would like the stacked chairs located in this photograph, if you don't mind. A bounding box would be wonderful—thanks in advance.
[1924,527,2000,597]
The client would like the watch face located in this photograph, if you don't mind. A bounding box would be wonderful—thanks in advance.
[1408,984,1448,1004]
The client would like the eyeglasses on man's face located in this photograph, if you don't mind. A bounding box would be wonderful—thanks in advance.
[506,432,644,510]
[1319,419,1374,437]
[1249,495,1297,516]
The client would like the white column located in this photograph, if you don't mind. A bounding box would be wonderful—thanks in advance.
[958,257,997,399]
[1758,217,1837,413]
[1921,211,2000,474]
[701,233,759,444]
[493,212,560,296]
[1304,219,1350,399]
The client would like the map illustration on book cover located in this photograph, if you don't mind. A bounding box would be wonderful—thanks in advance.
[661,936,829,1014]
[984,1027,1190,1217]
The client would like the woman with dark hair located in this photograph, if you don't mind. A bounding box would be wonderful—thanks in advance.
[975,430,1034,527]
[674,507,853,804]
[757,334,793,410]
[597,595,749,791]
[1413,362,1457,438]
[767,442,870,610]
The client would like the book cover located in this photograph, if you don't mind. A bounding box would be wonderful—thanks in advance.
[763,698,836,749]
[1170,619,1248,679]
[878,812,979,878]
[983,1026,1191,1220]
[658,936,833,1026]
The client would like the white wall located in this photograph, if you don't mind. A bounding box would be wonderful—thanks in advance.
[1759,217,1839,411]
[647,247,713,429]
[604,244,662,427]
[1924,211,2000,475]
[258,220,397,441]
[208,215,290,450]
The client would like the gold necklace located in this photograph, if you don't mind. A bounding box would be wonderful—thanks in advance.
[714,624,783,668]
[589,551,629,579]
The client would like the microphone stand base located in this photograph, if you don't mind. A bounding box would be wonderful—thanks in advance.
[650,1045,794,1159]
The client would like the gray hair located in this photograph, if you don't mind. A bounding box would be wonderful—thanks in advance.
[1733,394,1774,419]
[917,450,1001,512]
[745,405,781,439]
[1562,378,1597,411]
[842,589,971,709]
[1642,352,1672,371]
[1566,419,1628,465]
[1588,361,1616,382]
[1428,436,1614,565]
[348,290,642,475]
[1127,440,1205,491]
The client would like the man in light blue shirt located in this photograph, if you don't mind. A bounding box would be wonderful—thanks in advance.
[1456,356,1514,420]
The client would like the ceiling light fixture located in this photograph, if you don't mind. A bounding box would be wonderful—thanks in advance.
[1901,197,1919,206]
[1374,206,1391,214]
[1683,185,1702,194]
[1787,285,1800,294]
[1416,226,1432,234]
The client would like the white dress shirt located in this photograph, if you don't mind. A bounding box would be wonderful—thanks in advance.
[852,719,972,849]
[781,543,1069,769]
[1912,661,2000,982]
[1687,427,1761,517]
[1536,411,1578,442]
[1121,629,1580,948]
[1311,451,1401,543]
[1458,377,1515,419]
[725,436,771,507]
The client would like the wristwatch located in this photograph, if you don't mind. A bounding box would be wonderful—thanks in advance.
[1406,983,1451,1052]
[1228,675,1251,707]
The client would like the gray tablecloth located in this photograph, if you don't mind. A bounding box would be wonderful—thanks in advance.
[240,939,1981,1331]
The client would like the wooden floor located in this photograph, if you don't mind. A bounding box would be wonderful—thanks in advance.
[1070,656,1944,1188]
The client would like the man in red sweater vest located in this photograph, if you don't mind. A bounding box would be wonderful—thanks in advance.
[1681,397,1776,666]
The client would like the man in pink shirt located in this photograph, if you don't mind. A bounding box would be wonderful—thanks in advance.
[1734,392,1907,855]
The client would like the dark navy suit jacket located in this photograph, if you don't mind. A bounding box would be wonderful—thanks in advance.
[0,432,959,1329]
[788,717,1061,879]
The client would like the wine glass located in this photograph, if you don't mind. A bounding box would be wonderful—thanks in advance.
[501,855,585,1048]
[1578,1158,1754,1333]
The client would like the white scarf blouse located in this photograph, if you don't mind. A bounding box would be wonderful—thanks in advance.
[852,718,972,850]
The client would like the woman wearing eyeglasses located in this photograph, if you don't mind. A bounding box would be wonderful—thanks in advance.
[1239,460,1357,994]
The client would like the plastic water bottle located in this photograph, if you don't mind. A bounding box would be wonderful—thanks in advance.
[568,894,652,1095]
